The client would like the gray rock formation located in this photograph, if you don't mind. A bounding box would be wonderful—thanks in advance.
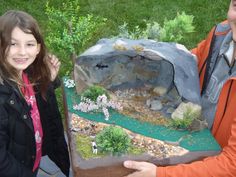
[74,38,201,105]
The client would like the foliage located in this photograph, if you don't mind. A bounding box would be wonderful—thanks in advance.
[143,22,161,40]
[45,0,106,75]
[118,23,144,40]
[96,126,131,155]
[81,85,109,101]
[117,12,194,43]
[117,22,130,39]
[129,145,145,155]
[168,107,198,130]
[169,116,193,130]
[160,12,195,42]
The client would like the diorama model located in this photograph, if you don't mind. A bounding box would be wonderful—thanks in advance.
[63,38,221,177]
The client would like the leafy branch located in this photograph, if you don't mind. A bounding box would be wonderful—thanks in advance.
[45,0,106,75]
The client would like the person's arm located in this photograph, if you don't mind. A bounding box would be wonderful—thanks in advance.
[0,106,34,177]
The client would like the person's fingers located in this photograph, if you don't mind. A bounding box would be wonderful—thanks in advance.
[50,56,59,64]
[47,55,61,68]
[48,54,57,63]
[53,60,61,69]
[123,161,145,171]
[123,161,156,177]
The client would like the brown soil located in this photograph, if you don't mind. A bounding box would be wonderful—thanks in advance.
[110,88,168,125]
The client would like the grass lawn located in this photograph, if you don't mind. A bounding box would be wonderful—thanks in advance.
[1,0,229,50]
[77,0,229,49]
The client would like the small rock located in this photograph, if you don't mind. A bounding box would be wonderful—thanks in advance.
[171,102,201,120]
[166,107,175,114]
[153,86,167,96]
[150,100,163,111]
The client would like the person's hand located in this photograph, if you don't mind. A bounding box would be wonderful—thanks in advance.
[47,54,61,81]
[123,160,157,177]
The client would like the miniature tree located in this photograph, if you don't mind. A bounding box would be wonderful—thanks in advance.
[95,126,131,155]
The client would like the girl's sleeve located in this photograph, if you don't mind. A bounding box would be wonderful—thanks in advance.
[0,106,34,177]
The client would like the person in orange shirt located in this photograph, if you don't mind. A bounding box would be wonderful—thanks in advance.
[123,0,236,176]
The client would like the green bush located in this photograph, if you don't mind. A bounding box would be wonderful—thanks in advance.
[96,126,131,155]
[168,117,193,130]
[45,0,106,76]
[81,85,109,101]
[160,12,194,42]
[117,12,194,43]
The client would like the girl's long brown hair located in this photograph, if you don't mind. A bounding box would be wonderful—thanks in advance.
[0,10,51,98]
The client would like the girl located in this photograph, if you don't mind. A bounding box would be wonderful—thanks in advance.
[0,10,70,177]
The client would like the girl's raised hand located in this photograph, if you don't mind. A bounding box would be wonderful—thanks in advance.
[47,54,61,81]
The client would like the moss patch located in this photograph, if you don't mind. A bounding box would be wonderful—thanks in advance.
[75,134,105,159]
[128,145,145,155]
[75,133,145,159]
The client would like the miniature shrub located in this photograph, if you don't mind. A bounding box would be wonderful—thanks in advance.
[81,85,109,101]
[168,107,198,130]
[117,12,194,43]
[169,116,193,130]
[143,21,161,40]
[96,126,131,155]
[160,12,195,42]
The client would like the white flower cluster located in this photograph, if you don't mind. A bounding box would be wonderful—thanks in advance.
[73,94,123,120]
[64,78,75,88]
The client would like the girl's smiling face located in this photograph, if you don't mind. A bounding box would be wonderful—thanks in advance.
[6,27,41,76]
